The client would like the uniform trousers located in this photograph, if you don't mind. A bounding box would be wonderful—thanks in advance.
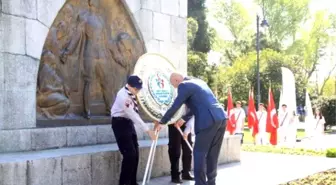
[112,117,139,185]
[168,124,193,179]
[194,120,226,185]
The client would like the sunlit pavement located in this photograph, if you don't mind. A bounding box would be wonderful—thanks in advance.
[142,152,336,185]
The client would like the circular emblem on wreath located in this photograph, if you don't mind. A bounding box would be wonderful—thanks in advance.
[133,53,186,124]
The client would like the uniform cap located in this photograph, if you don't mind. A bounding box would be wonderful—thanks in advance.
[127,75,143,89]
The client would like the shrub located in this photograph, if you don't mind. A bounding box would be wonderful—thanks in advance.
[241,145,325,156]
[326,148,336,158]
[312,95,336,128]
[280,168,336,185]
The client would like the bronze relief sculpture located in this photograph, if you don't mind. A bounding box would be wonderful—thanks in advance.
[37,0,145,122]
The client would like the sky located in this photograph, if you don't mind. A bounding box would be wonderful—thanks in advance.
[206,0,336,84]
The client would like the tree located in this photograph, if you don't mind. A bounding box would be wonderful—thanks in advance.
[187,17,199,50]
[210,0,253,64]
[256,0,310,43]
[216,49,307,105]
[188,0,212,52]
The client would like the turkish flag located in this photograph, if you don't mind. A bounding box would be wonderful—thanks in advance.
[248,89,258,137]
[266,88,279,145]
[226,88,236,135]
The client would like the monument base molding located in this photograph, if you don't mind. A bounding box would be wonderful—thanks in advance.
[0,136,241,185]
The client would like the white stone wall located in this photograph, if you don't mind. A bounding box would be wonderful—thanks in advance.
[0,0,188,129]
[126,0,188,72]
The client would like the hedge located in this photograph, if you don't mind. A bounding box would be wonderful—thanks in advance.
[326,148,336,158]
[242,145,336,158]
[312,95,336,128]
[280,168,336,185]
[241,145,325,156]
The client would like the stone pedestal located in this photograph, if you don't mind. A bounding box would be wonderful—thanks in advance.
[0,136,241,185]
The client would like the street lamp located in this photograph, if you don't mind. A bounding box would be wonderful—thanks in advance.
[256,15,269,106]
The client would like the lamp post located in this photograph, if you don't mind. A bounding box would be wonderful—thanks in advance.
[256,14,269,106]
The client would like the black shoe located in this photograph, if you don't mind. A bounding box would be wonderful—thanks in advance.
[171,178,183,183]
[182,173,194,181]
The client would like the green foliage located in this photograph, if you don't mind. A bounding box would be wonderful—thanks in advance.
[216,49,307,104]
[312,96,336,127]
[187,51,208,79]
[322,78,336,96]
[256,0,310,43]
[188,0,212,52]
[281,169,336,185]
[242,144,326,156]
[326,148,336,158]
[187,17,199,50]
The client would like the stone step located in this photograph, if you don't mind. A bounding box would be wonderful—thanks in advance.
[0,136,241,185]
[0,124,169,153]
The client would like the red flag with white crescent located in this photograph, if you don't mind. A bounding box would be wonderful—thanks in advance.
[266,88,279,145]
[248,89,258,137]
[226,88,236,135]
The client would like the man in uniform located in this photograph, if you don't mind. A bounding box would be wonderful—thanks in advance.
[111,75,157,185]
[278,104,294,146]
[233,101,246,144]
[168,107,194,183]
[154,72,227,185]
[256,103,268,145]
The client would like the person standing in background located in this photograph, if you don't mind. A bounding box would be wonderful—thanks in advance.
[277,104,294,146]
[233,101,246,144]
[312,109,326,151]
[256,103,268,145]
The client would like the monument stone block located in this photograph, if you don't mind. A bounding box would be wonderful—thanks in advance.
[0,93,3,129]
[145,39,160,53]
[2,0,37,19]
[124,0,141,13]
[141,0,161,12]
[178,43,188,72]
[25,19,49,59]
[179,0,188,17]
[27,158,62,185]
[0,129,31,152]
[171,16,187,44]
[2,90,36,129]
[37,0,66,27]
[161,0,179,16]
[153,12,171,41]
[92,152,120,185]
[135,9,153,42]
[31,127,67,150]
[3,53,38,91]
[67,126,97,147]
[97,125,116,144]
[62,155,92,185]
[0,14,26,54]
[0,161,27,185]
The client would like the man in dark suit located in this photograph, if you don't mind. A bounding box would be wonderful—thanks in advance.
[154,72,227,185]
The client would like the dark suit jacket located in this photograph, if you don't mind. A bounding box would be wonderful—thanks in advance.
[160,78,227,134]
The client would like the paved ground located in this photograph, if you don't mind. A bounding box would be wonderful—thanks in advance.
[141,152,336,185]
[296,133,336,149]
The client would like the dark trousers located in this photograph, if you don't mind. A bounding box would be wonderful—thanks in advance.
[168,124,193,179]
[194,120,226,185]
[112,117,139,185]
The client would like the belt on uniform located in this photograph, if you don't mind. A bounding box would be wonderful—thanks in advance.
[112,116,131,122]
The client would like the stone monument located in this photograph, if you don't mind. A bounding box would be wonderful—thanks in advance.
[0,0,240,184]
[36,0,146,124]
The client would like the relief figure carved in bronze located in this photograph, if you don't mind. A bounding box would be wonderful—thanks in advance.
[37,0,146,122]
[37,51,71,119]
